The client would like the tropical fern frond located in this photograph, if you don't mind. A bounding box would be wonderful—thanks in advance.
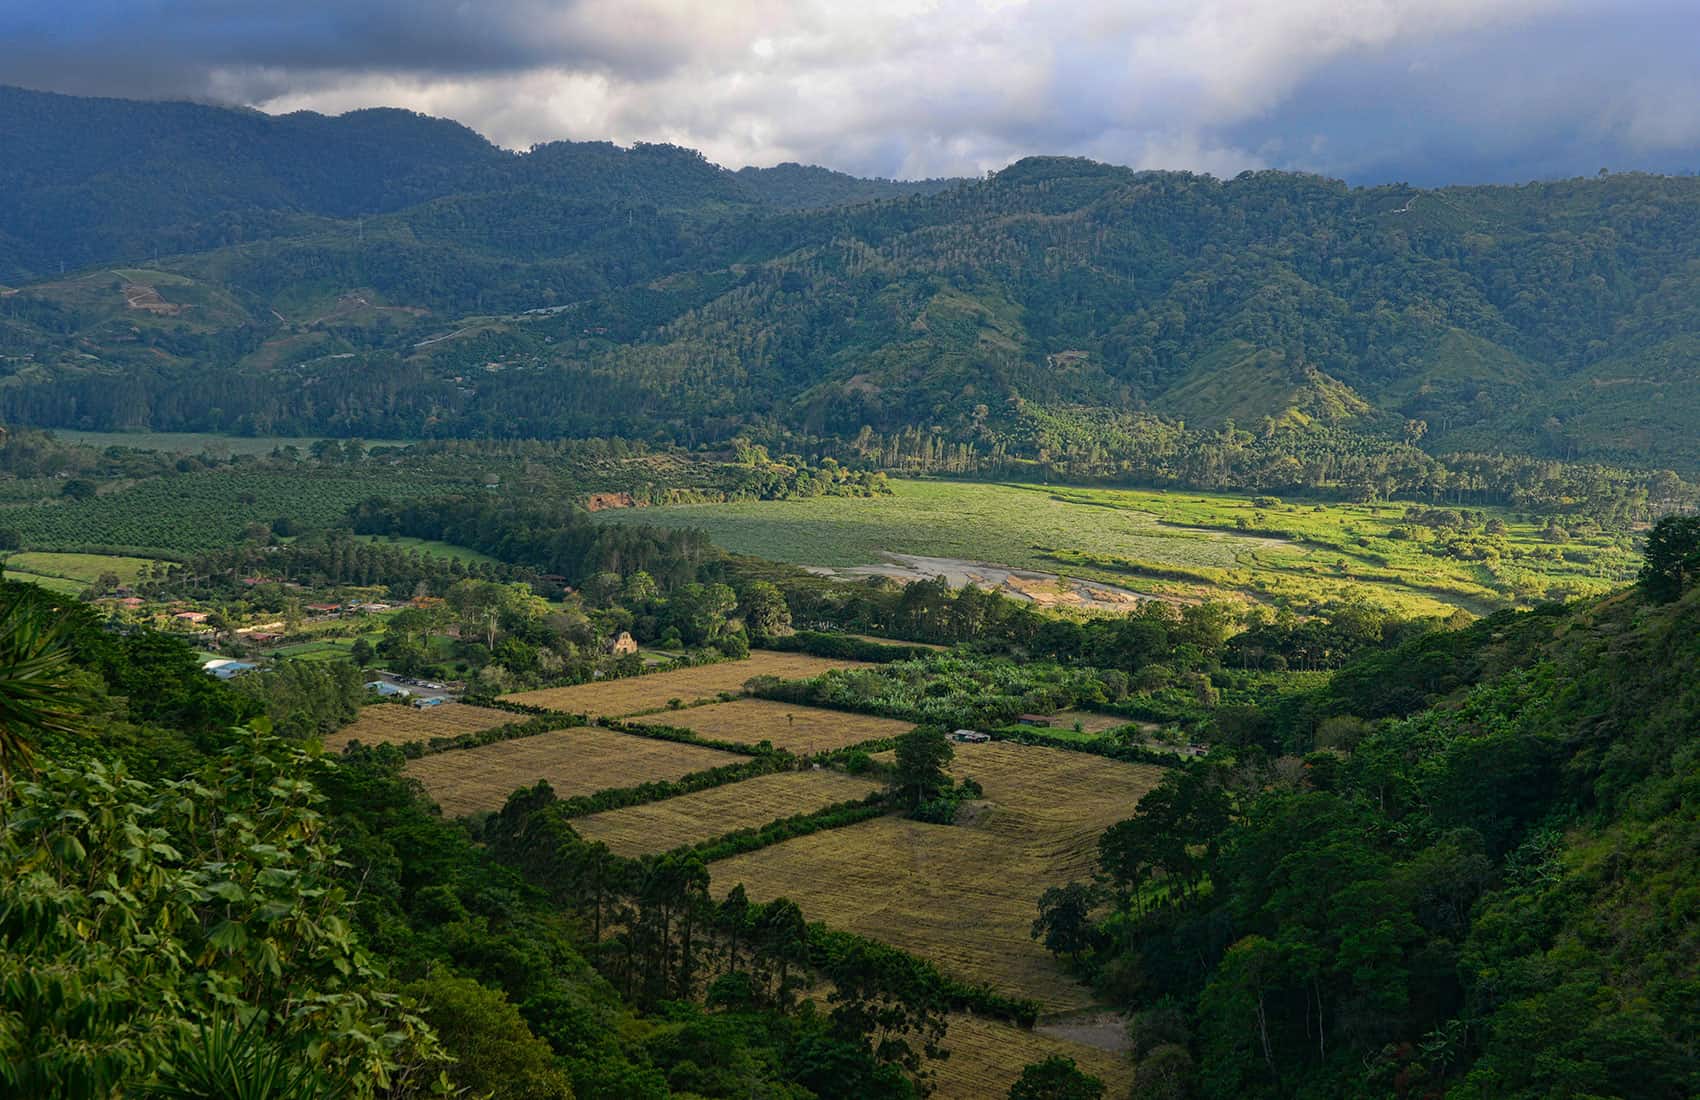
[0,595,84,781]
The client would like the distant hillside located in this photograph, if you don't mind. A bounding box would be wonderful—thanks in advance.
[0,84,964,280]
[5,86,1700,475]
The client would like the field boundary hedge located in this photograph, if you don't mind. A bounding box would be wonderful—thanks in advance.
[807,926,1041,1028]
[990,726,1180,767]
[602,715,770,757]
[678,793,890,863]
[556,754,799,817]
[766,631,938,663]
[337,711,586,759]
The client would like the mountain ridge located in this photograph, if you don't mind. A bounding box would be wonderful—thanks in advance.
[6,86,1700,473]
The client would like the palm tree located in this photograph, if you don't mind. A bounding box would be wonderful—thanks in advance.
[0,594,83,785]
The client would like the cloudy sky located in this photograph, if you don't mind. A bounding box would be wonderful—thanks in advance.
[3,0,1697,184]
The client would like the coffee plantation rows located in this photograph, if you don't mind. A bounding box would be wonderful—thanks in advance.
[0,468,473,556]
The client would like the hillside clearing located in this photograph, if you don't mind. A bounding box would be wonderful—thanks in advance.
[500,652,872,718]
[404,727,744,816]
[6,551,158,587]
[629,698,912,753]
[570,769,881,857]
[354,534,501,565]
[710,742,1165,1012]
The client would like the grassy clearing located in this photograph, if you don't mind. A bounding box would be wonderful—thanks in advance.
[1047,710,1139,735]
[596,478,1636,615]
[629,699,913,753]
[266,638,368,662]
[404,727,744,816]
[571,770,882,857]
[500,653,872,719]
[326,702,518,751]
[6,551,158,586]
[931,1014,1133,1100]
[710,742,1165,1012]
[355,534,502,566]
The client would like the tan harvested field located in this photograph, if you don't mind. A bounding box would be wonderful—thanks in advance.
[499,652,870,718]
[327,702,517,751]
[630,699,912,753]
[572,769,883,856]
[405,728,744,816]
[930,1014,1134,1100]
[710,742,1165,1012]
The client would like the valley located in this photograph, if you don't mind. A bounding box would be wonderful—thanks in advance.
[6,74,1700,1100]
[597,477,1638,615]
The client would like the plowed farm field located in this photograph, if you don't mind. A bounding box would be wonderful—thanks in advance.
[630,699,912,753]
[404,728,744,816]
[709,742,1165,1012]
[571,769,882,856]
[327,702,517,751]
[500,652,870,718]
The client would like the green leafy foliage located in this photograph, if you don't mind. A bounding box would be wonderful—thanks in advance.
[0,730,449,1098]
[1638,514,1700,603]
[1007,1054,1105,1100]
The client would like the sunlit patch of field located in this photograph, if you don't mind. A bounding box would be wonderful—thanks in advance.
[7,551,159,587]
[571,769,882,857]
[595,478,1637,615]
[629,698,912,752]
[500,653,871,718]
[404,727,744,816]
[1047,710,1138,734]
[710,742,1165,1012]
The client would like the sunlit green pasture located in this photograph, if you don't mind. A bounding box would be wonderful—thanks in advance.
[355,534,502,566]
[4,551,160,592]
[594,479,1637,615]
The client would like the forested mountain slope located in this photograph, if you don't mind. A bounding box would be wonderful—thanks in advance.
[5,87,1700,471]
[1070,550,1700,1098]
[0,84,961,280]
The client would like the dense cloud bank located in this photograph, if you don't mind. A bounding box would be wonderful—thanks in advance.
[3,0,1697,183]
